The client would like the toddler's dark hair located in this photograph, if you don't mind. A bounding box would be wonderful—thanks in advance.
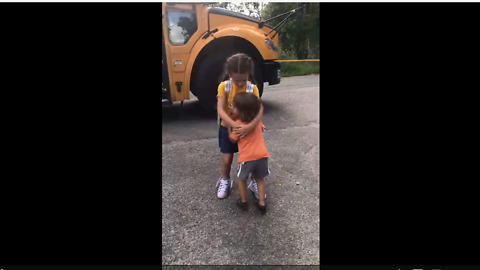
[220,53,256,84]
[233,92,261,123]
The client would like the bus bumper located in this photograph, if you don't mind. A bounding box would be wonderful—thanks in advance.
[265,61,281,86]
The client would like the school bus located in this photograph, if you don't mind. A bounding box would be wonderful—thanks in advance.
[162,3,281,109]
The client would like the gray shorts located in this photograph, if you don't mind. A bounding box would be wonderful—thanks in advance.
[237,157,270,181]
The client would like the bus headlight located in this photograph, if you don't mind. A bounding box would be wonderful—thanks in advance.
[265,38,278,52]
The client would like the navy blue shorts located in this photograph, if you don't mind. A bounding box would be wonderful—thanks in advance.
[218,126,238,154]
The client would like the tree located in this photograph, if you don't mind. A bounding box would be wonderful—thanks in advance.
[262,2,319,59]
[208,2,261,18]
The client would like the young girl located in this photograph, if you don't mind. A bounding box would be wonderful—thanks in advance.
[228,92,269,213]
[216,53,264,199]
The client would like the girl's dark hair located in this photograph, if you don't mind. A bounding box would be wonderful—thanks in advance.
[233,92,261,123]
[220,53,256,84]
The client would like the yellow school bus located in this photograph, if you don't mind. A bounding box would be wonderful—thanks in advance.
[162,3,281,109]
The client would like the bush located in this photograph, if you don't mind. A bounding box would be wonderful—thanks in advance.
[279,48,297,60]
[280,62,320,77]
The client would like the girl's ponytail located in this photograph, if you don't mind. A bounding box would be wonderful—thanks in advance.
[248,71,257,85]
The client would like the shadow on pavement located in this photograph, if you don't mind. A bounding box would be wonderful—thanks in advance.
[261,99,283,116]
[162,100,216,123]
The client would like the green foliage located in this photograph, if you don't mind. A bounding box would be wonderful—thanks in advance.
[208,2,261,18]
[262,3,319,60]
[280,62,320,77]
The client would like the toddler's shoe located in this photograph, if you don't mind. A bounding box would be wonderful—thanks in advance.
[236,199,248,211]
[255,199,267,214]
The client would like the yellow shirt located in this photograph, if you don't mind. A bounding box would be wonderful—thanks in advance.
[217,81,260,127]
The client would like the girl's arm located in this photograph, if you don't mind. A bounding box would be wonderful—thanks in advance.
[217,97,238,128]
[234,104,263,138]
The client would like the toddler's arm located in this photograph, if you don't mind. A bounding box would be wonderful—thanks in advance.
[228,126,238,143]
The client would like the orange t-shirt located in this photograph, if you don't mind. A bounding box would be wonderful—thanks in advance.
[229,120,269,163]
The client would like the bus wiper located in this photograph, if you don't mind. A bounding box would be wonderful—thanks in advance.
[202,28,218,39]
[258,5,305,39]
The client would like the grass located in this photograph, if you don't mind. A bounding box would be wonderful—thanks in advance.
[280,62,320,77]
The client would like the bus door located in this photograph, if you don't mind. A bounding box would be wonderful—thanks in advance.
[162,22,171,104]
[162,3,201,102]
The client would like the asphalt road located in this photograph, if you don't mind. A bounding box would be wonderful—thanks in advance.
[162,74,320,265]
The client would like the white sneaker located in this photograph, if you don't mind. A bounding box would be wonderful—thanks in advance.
[216,177,232,199]
[248,179,267,200]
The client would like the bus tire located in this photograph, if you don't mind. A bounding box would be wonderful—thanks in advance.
[194,51,233,112]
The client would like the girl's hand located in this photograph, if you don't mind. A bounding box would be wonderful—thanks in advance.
[262,124,266,132]
[234,124,252,138]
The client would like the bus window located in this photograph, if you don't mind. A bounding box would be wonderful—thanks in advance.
[166,9,197,45]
